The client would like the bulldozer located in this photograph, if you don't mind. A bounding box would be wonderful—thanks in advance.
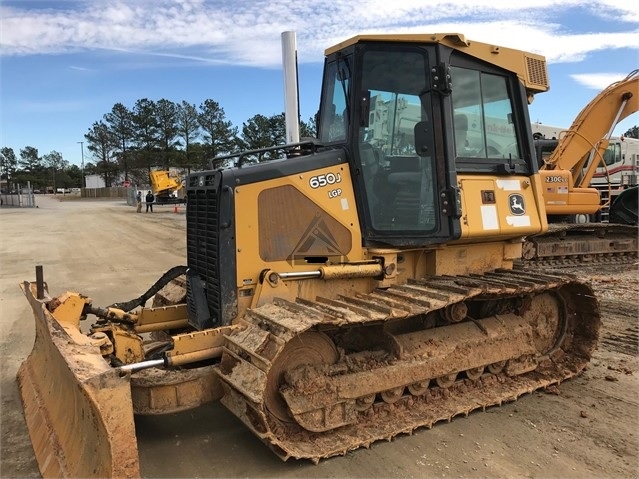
[17,33,601,478]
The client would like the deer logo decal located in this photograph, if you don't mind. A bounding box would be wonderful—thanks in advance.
[508,193,526,215]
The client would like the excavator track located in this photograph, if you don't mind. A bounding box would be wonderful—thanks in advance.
[518,254,638,269]
[522,223,638,267]
[217,269,600,462]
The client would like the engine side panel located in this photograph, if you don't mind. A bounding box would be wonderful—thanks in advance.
[233,163,364,288]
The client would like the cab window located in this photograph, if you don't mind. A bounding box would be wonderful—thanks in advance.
[357,49,437,232]
[319,60,350,143]
[451,67,520,161]
[603,142,620,166]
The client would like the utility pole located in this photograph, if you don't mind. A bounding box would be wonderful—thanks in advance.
[77,141,85,188]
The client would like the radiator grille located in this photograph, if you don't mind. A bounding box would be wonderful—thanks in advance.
[525,56,549,90]
[186,187,221,325]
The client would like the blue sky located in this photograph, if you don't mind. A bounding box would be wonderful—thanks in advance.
[1,0,638,168]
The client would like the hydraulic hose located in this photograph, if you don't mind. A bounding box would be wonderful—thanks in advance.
[108,265,188,312]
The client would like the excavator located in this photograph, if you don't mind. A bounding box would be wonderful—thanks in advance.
[523,70,638,264]
[17,33,601,478]
[148,169,186,204]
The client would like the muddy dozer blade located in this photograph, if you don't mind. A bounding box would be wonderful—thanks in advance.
[16,282,140,478]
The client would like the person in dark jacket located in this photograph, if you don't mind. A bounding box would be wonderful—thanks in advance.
[145,191,154,212]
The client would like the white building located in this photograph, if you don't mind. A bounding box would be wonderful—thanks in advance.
[84,174,106,188]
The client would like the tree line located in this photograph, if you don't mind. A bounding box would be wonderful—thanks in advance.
[1,100,637,192]
[0,98,316,191]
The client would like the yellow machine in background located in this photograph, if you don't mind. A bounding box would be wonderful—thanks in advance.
[148,169,186,204]
[538,70,637,217]
[18,33,601,477]
[523,70,638,263]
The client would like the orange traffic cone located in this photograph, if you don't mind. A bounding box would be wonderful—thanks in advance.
[174,204,178,213]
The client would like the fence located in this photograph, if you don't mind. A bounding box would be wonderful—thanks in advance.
[82,187,131,201]
[0,191,36,208]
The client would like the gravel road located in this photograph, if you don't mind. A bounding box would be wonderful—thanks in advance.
[1,195,637,478]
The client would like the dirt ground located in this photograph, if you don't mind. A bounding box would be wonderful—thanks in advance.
[1,195,637,478]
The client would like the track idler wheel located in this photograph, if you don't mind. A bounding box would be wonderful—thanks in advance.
[380,387,404,404]
[465,366,484,380]
[436,373,457,388]
[265,332,339,423]
[407,380,430,396]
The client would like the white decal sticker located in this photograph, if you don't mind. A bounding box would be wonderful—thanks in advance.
[310,172,342,189]
[495,179,521,191]
[506,215,531,227]
[481,205,499,230]
[557,186,569,194]
[545,176,565,183]
[341,198,349,210]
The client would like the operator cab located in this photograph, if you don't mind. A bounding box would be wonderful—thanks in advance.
[317,35,536,247]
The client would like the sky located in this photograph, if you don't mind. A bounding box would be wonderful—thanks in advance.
[1,0,638,168]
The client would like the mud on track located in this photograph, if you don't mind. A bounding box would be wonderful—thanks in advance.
[1,196,637,478]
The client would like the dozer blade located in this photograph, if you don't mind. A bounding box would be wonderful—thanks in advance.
[16,282,140,478]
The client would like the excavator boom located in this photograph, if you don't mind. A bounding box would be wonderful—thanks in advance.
[545,70,638,182]
[149,170,186,204]
[539,70,638,216]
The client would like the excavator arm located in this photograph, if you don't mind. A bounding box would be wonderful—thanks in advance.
[541,70,639,193]
[523,70,638,264]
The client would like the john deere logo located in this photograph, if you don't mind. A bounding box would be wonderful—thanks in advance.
[287,215,344,265]
[508,194,525,215]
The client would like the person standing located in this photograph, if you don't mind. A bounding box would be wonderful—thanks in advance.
[145,190,154,213]
[136,191,142,213]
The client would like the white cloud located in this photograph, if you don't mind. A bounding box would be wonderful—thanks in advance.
[1,0,637,68]
[571,72,638,90]
[68,65,94,72]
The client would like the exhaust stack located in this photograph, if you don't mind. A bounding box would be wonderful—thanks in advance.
[281,31,300,144]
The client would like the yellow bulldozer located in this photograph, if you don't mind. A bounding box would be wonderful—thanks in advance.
[18,33,601,477]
